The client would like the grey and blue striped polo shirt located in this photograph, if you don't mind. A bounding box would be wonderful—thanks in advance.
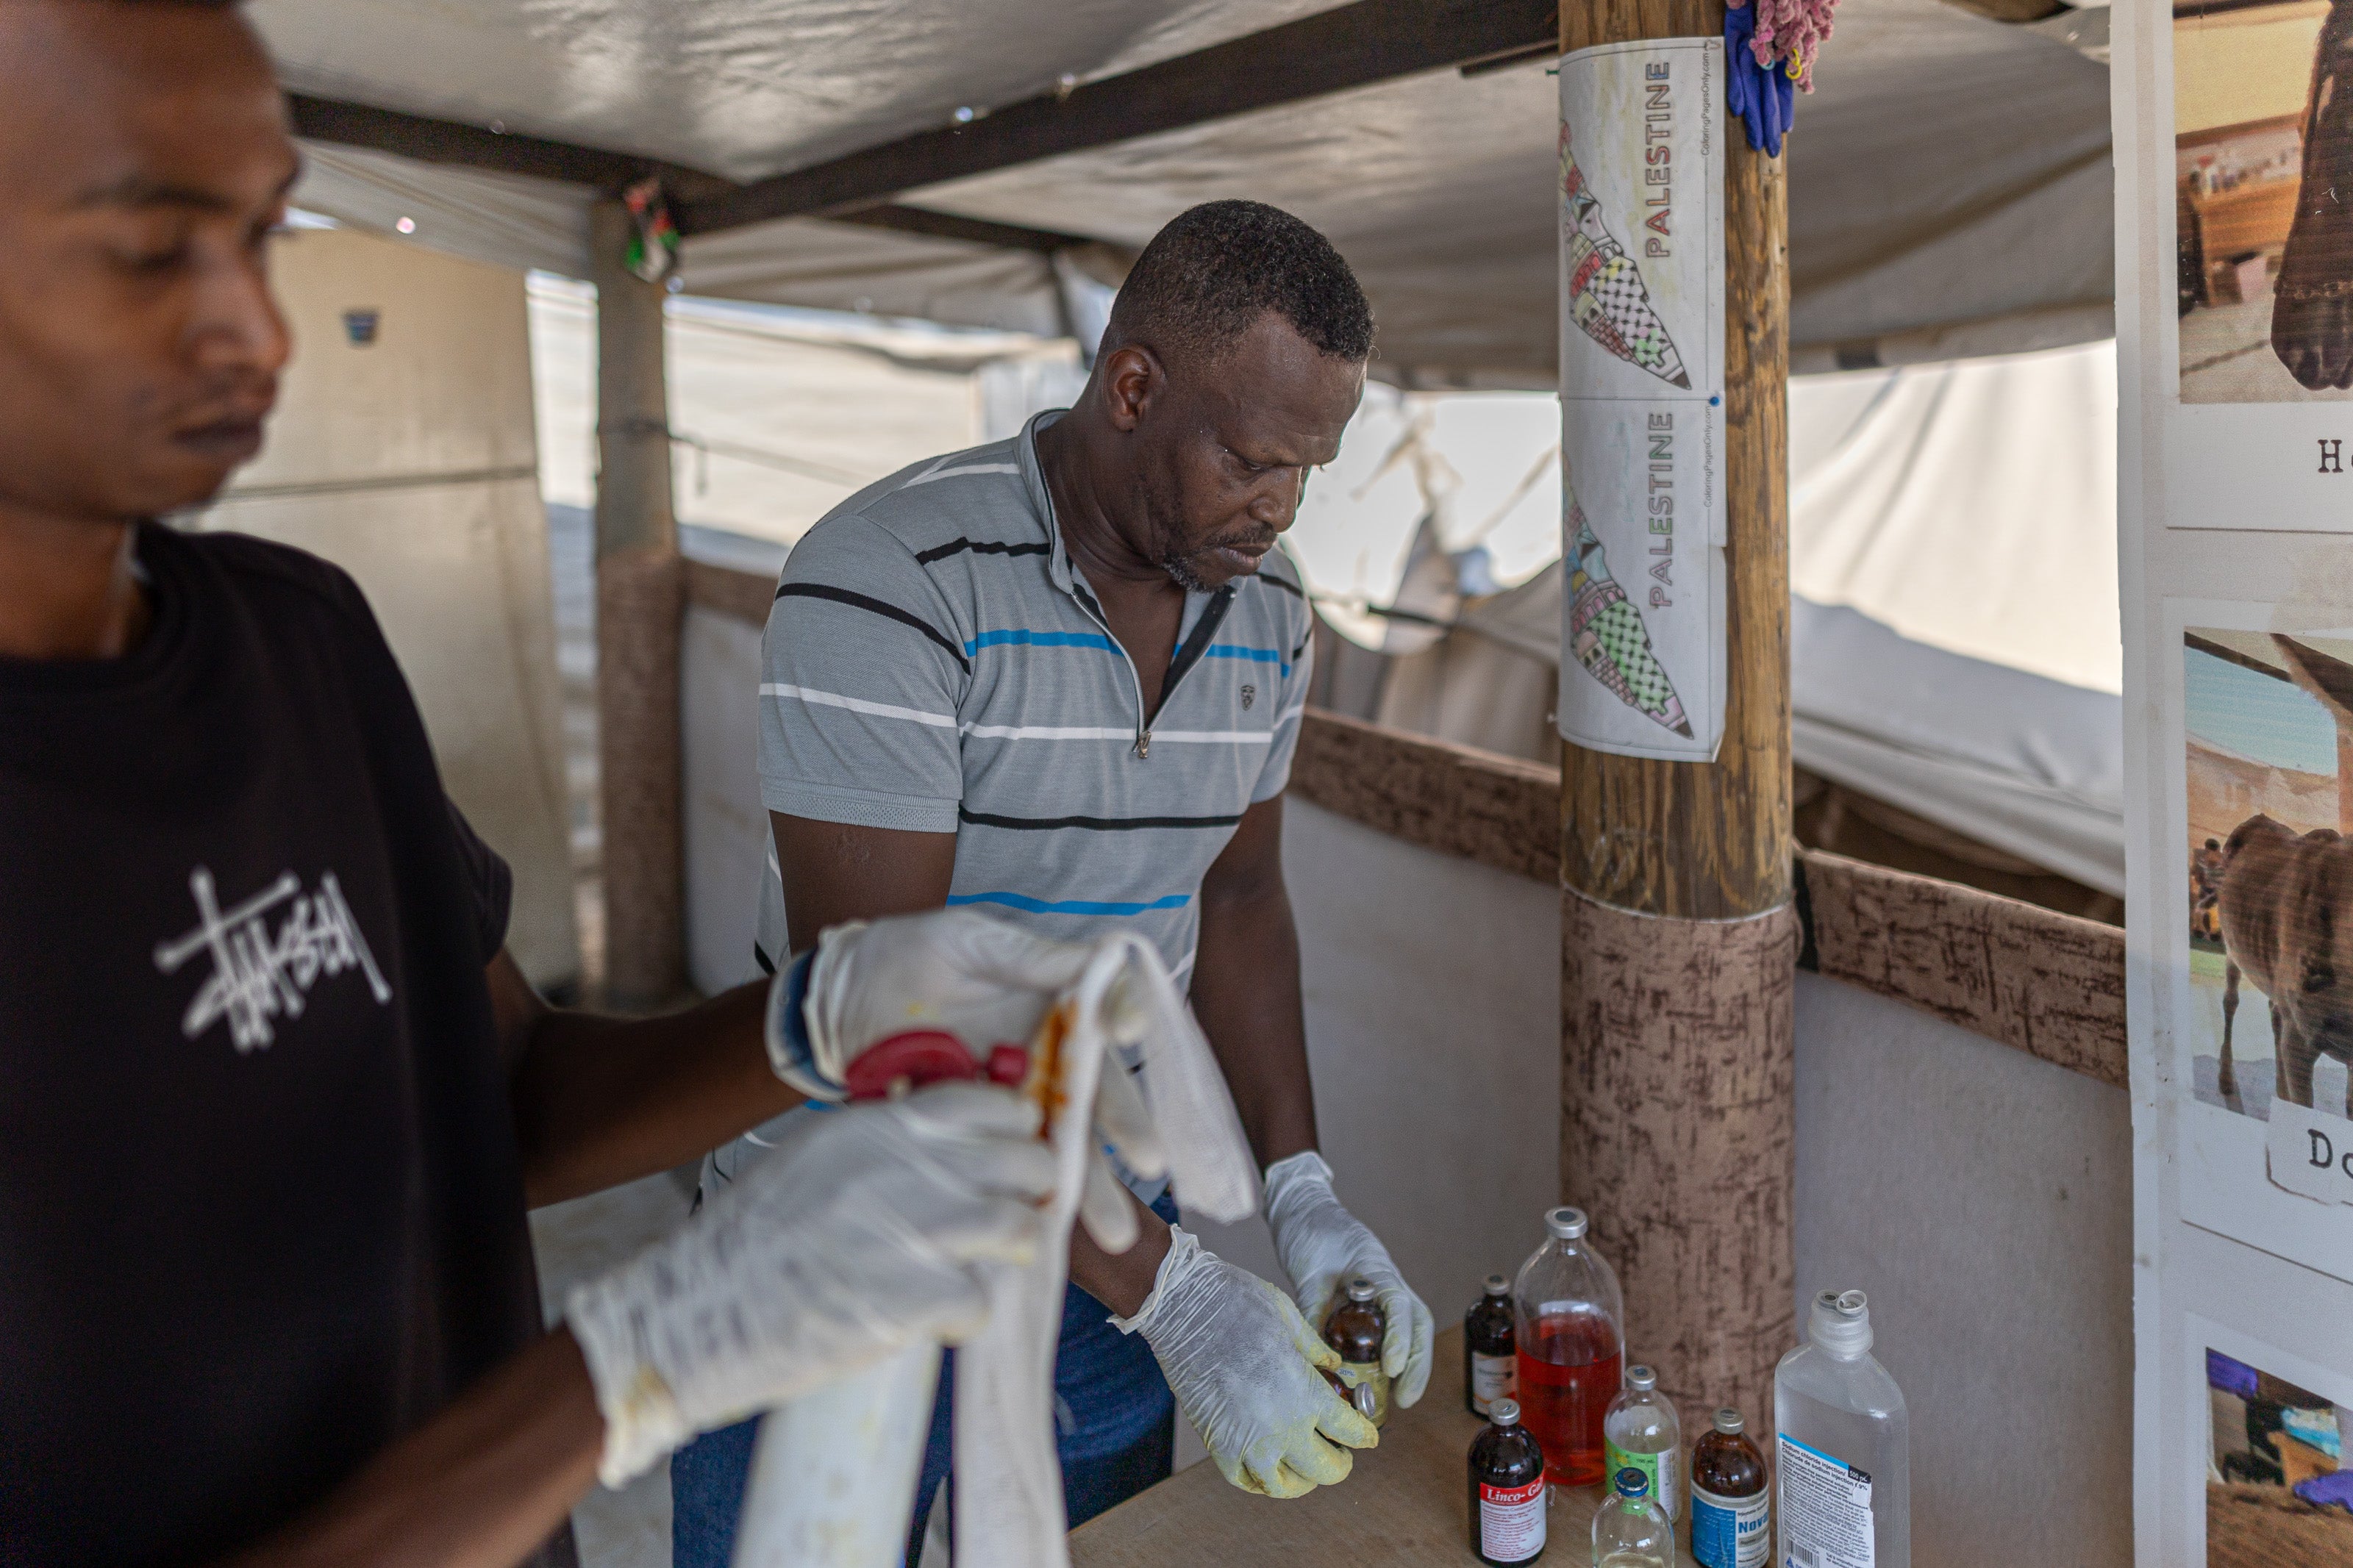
[750,410,1314,987]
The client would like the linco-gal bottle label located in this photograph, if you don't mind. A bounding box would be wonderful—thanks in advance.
[1478,1474,1546,1561]
[1467,1396,1546,1567]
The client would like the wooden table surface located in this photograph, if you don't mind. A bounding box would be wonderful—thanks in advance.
[1071,1327,1702,1567]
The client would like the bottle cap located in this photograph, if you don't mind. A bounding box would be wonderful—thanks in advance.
[1545,1205,1588,1240]
[1808,1287,1874,1357]
[1484,1272,1510,1296]
[1712,1407,1744,1435]
[1346,1277,1377,1303]
[1490,1397,1521,1426]
[1614,1467,1649,1499]
[1625,1364,1657,1392]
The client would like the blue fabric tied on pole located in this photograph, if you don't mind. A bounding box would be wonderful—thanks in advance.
[1724,6,1796,157]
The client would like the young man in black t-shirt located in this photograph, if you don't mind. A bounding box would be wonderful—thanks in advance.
[0,6,1064,1567]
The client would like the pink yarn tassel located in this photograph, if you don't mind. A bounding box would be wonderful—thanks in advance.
[1727,0,1838,90]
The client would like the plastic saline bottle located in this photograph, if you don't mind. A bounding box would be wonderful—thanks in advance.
[1513,1206,1624,1489]
[1688,1407,1769,1568]
[1774,1289,1910,1568]
[1590,1467,1674,1568]
[1468,1397,1548,1565]
[1602,1364,1682,1520]
[1466,1272,1518,1417]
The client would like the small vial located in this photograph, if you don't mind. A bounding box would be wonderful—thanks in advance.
[1603,1364,1682,1520]
[1467,1396,1547,1565]
[1591,1467,1673,1568]
[1323,1276,1390,1428]
[1688,1407,1768,1568]
[1466,1272,1517,1417]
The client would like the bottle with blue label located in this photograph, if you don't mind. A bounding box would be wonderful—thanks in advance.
[1774,1289,1910,1568]
[1689,1406,1769,1568]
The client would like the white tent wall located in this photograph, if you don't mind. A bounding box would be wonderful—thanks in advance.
[193,226,580,991]
[1793,972,2132,1568]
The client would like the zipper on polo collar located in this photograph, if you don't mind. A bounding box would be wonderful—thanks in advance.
[1066,579,1237,761]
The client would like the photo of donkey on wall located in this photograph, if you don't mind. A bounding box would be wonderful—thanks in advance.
[2185,628,2353,1120]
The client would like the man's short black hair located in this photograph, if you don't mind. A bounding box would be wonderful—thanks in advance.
[1106,200,1374,367]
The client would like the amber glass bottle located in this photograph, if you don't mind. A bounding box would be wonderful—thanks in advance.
[1688,1407,1769,1568]
[1467,1397,1547,1564]
[1465,1272,1516,1417]
[1324,1276,1390,1427]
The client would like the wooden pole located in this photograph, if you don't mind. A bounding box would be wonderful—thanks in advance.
[1557,0,1797,1433]
[590,198,686,1009]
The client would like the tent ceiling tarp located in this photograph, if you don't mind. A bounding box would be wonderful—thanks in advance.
[264,0,2115,378]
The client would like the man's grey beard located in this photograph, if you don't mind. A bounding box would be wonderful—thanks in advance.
[1160,533,1277,593]
[1160,548,1217,593]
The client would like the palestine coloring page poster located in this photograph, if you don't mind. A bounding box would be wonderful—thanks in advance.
[1557,37,1726,762]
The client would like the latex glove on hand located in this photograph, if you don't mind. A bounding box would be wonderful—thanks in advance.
[766,908,1168,1253]
[1724,4,1796,157]
[567,1081,1055,1488]
[1262,1150,1435,1411]
[1116,1227,1379,1497]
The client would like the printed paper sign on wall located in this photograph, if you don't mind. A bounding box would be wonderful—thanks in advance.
[1557,38,1727,763]
[2116,6,2353,1562]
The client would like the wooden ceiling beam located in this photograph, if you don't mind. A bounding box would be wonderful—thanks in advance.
[285,93,1092,255]
[287,93,732,202]
[674,0,1561,235]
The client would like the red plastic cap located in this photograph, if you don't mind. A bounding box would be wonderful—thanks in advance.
[984,1044,1030,1086]
[842,1031,977,1101]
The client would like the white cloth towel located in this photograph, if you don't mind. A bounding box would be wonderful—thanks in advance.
[953,931,1257,1568]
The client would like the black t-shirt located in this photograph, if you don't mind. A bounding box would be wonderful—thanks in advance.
[0,525,569,1568]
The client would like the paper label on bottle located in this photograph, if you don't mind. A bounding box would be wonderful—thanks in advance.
[1471,1352,1516,1414]
[1603,1440,1679,1517]
[1479,1477,1547,1559]
[1777,1434,1875,1568]
[1690,1483,1769,1568]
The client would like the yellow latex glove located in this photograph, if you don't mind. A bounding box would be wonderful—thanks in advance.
[1113,1227,1379,1498]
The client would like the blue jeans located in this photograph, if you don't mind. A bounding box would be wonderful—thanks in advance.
[671,1192,1180,1568]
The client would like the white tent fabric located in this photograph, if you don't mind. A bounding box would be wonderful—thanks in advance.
[264,0,2114,379]
[1789,338,2121,694]
[1308,339,2127,892]
[1377,571,2127,898]
[1789,597,2123,897]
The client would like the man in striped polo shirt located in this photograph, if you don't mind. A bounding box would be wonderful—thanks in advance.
[674,203,1437,1561]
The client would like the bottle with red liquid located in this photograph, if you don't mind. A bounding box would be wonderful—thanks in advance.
[1511,1205,1624,1491]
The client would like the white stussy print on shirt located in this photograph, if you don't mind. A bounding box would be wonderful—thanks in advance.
[152,867,393,1051]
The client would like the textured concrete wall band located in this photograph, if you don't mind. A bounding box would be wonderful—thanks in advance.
[598,546,685,1006]
[1797,848,2128,1089]
[1561,886,1798,1438]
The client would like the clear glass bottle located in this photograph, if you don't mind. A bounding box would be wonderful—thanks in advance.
[1603,1364,1682,1520]
[1468,1396,1548,1565]
[1513,1206,1624,1489]
[1590,1467,1673,1567]
[1774,1289,1910,1568]
[1466,1272,1518,1417]
[1688,1407,1768,1568]
[1323,1276,1390,1427]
